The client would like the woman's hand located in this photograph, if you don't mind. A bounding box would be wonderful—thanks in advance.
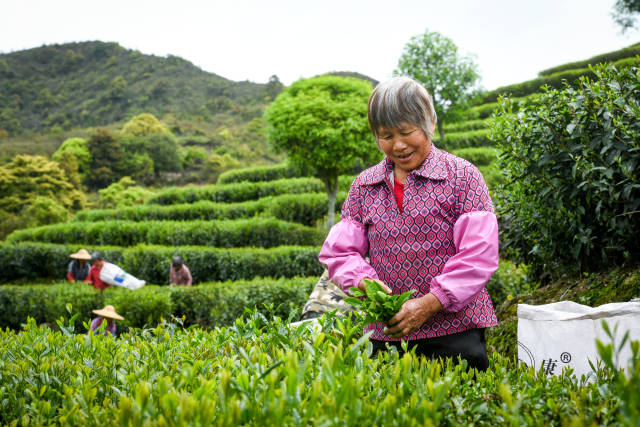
[383,293,443,338]
[358,278,392,294]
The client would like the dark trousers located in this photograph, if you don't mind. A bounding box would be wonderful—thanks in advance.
[370,328,489,372]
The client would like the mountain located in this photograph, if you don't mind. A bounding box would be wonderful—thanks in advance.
[0,41,279,134]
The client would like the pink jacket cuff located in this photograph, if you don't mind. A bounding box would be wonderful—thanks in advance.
[430,211,499,312]
[318,219,379,292]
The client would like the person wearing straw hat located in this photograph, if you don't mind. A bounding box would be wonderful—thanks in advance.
[89,305,124,337]
[66,248,91,283]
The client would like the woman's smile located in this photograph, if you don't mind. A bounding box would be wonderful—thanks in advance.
[377,122,431,180]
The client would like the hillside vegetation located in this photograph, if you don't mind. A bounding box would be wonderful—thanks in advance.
[0,41,275,134]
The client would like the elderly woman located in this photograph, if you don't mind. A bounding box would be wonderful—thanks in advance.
[318,77,499,371]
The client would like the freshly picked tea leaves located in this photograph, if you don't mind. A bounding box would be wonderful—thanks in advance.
[343,278,415,325]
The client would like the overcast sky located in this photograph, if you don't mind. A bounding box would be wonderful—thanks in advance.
[1,0,639,90]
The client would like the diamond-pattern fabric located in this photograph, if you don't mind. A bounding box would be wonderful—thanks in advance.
[341,145,498,341]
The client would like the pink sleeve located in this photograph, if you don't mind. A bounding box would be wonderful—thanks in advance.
[318,219,379,292]
[429,211,499,312]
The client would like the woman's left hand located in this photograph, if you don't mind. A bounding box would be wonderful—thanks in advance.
[384,293,443,338]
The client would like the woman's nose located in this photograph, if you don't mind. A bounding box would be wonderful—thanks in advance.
[393,137,408,150]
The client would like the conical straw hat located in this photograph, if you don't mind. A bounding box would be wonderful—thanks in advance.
[69,248,91,260]
[92,305,124,320]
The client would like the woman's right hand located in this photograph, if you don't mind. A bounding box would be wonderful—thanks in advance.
[358,278,392,295]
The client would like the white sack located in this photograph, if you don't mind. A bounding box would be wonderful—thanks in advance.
[517,301,640,378]
[99,262,145,290]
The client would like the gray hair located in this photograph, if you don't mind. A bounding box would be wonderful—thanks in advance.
[368,76,437,141]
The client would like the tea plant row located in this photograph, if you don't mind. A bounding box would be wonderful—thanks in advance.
[6,218,324,248]
[0,311,636,425]
[0,242,323,284]
[73,192,347,226]
[147,176,353,205]
[0,278,315,331]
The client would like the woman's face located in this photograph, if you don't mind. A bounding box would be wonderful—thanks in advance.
[376,123,431,174]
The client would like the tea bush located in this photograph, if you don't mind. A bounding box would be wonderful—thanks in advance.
[0,311,636,425]
[539,42,640,76]
[450,146,499,167]
[491,63,640,280]
[0,242,323,284]
[443,118,488,133]
[73,192,348,226]
[433,128,490,150]
[0,277,316,330]
[482,56,640,103]
[467,101,500,119]
[485,259,536,308]
[217,163,308,184]
[147,176,354,205]
[6,218,325,248]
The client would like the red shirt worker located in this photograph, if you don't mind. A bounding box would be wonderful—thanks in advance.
[87,251,111,291]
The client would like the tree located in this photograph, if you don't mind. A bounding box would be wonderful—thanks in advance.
[394,29,480,141]
[98,176,152,208]
[121,113,172,137]
[264,76,379,228]
[265,75,284,100]
[120,114,181,176]
[87,128,122,189]
[52,137,91,179]
[612,0,640,32]
[0,155,85,238]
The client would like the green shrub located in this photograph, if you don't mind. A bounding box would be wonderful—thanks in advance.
[73,192,347,226]
[466,102,500,119]
[477,163,504,192]
[486,259,537,308]
[6,218,325,248]
[443,119,488,133]
[490,63,640,280]
[433,129,490,150]
[97,176,153,208]
[51,137,90,177]
[147,176,354,205]
[0,277,316,330]
[539,43,640,76]
[482,56,640,104]
[0,311,636,425]
[217,163,309,184]
[0,242,323,284]
[260,192,347,226]
[450,146,498,166]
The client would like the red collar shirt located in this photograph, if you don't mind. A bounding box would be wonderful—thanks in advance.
[319,145,499,341]
[88,263,110,291]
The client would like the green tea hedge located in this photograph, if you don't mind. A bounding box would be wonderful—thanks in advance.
[73,192,348,226]
[6,218,325,248]
[0,242,323,284]
[433,129,490,150]
[217,163,308,184]
[539,42,640,76]
[0,277,316,331]
[147,176,354,205]
[443,118,488,133]
[491,63,640,280]
[0,313,637,425]
[482,56,640,104]
[450,147,499,167]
